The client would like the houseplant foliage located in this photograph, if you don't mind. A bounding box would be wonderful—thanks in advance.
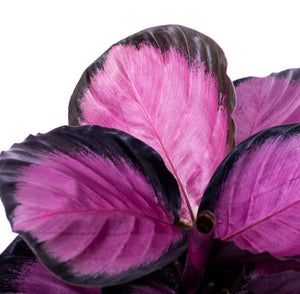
[0,24,299,293]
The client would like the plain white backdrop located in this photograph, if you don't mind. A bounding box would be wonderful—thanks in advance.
[1,0,300,252]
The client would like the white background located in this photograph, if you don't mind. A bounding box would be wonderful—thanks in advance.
[1,0,300,252]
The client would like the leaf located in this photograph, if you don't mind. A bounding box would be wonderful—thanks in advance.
[200,240,300,292]
[245,259,300,278]
[200,260,245,294]
[197,240,250,293]
[233,68,300,144]
[0,236,101,293]
[68,24,236,226]
[237,271,300,294]
[208,239,281,265]
[0,125,188,286]
[199,124,300,258]
[102,261,184,294]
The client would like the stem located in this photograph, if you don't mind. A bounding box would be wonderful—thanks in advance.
[182,211,215,294]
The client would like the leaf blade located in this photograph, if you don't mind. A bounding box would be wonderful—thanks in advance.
[69,25,236,225]
[0,126,188,286]
[0,236,101,294]
[102,261,184,294]
[199,124,300,258]
[233,68,300,144]
[238,271,300,294]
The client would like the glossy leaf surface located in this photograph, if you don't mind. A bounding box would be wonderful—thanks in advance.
[199,124,300,258]
[0,125,188,286]
[233,68,300,144]
[238,271,300,294]
[0,236,101,293]
[69,24,236,225]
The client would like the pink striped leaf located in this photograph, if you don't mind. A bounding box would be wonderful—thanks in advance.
[0,125,188,286]
[233,68,300,144]
[199,124,300,258]
[0,236,101,294]
[68,24,236,226]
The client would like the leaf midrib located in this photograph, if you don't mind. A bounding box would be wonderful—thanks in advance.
[117,57,195,224]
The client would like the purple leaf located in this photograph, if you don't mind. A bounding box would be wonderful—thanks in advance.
[209,239,281,265]
[200,240,300,292]
[237,271,300,294]
[0,126,188,286]
[198,239,247,293]
[69,24,236,226]
[233,68,300,144]
[0,236,101,293]
[199,124,300,258]
[246,259,300,278]
[102,261,184,294]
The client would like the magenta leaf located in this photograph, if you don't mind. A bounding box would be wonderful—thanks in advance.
[237,271,300,294]
[69,24,236,226]
[0,236,101,293]
[199,124,300,259]
[233,68,300,144]
[0,125,188,286]
[102,261,183,294]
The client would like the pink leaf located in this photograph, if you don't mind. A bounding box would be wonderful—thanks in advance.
[69,25,236,226]
[199,124,300,258]
[0,126,188,286]
[233,68,300,144]
[0,236,101,294]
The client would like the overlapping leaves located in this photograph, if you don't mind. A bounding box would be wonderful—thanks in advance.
[0,25,300,293]
[0,125,188,286]
[198,124,300,292]
[69,25,236,226]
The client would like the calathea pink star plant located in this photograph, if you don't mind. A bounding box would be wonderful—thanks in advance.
[0,25,299,294]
